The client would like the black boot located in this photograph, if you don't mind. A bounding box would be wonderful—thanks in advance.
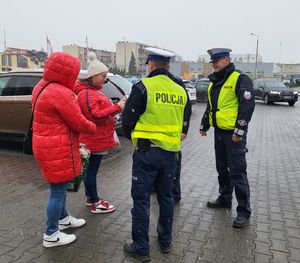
[159,243,171,253]
[207,199,232,208]
[233,216,250,228]
[123,242,150,262]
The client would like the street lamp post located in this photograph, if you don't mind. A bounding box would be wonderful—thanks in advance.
[251,33,259,80]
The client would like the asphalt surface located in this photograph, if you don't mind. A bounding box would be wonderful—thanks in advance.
[0,100,300,263]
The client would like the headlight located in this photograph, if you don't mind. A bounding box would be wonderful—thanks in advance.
[270,91,280,94]
[293,91,298,94]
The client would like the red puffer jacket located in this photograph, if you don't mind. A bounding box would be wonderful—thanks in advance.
[74,80,122,152]
[32,52,96,183]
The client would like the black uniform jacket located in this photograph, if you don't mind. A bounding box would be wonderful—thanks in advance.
[122,68,192,140]
[200,63,255,135]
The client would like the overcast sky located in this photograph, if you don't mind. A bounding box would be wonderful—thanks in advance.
[1,0,299,63]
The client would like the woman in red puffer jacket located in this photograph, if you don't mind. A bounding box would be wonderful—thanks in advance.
[74,52,126,214]
[32,52,96,248]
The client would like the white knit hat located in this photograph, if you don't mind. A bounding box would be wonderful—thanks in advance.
[87,52,108,78]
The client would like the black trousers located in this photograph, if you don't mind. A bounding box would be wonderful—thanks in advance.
[214,130,251,218]
[131,147,177,254]
[173,151,182,201]
[153,151,182,202]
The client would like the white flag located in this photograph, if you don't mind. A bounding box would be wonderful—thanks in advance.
[46,35,53,57]
[85,35,89,50]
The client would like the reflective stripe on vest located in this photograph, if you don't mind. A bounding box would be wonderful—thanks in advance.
[207,71,240,130]
[131,75,187,152]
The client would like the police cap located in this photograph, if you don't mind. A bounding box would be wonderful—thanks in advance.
[145,47,175,64]
[207,48,232,62]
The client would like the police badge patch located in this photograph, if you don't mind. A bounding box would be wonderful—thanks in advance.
[238,119,247,126]
[243,91,252,100]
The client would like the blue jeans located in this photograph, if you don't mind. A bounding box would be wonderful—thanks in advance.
[84,154,103,203]
[45,182,69,235]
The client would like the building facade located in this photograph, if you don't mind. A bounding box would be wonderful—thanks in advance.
[0,48,47,72]
[116,41,149,75]
[170,61,205,78]
[198,53,263,63]
[234,62,275,79]
[116,41,178,76]
[63,45,116,70]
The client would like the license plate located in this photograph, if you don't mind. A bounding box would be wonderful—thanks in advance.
[283,96,292,99]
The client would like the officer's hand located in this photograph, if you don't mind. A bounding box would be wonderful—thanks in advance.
[181,133,187,141]
[232,134,242,142]
[200,130,207,136]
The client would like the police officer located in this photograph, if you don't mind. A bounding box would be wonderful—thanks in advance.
[122,47,190,262]
[153,72,191,203]
[200,48,255,228]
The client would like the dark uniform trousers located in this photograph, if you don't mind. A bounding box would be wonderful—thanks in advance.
[173,151,182,201]
[131,147,176,255]
[214,129,251,218]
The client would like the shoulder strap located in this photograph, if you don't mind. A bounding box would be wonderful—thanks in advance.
[85,88,116,120]
[29,82,54,130]
[32,82,53,112]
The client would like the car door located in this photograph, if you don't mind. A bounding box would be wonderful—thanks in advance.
[255,80,265,99]
[259,81,267,99]
[102,81,125,129]
[0,75,13,134]
[0,75,41,135]
[195,83,203,101]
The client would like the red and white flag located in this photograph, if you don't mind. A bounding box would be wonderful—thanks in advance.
[46,35,53,57]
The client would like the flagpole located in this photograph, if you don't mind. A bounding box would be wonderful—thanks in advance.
[46,34,48,55]
[4,29,8,71]
[46,34,53,57]
[85,36,89,69]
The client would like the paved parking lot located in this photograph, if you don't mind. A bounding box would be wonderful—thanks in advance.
[0,101,300,263]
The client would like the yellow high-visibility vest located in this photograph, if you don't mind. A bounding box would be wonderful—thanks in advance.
[207,71,240,130]
[131,75,187,152]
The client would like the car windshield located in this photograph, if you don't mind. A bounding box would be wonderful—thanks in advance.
[108,75,132,95]
[265,81,287,89]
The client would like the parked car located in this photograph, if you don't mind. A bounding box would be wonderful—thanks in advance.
[194,81,209,102]
[126,76,139,84]
[108,74,132,96]
[0,70,127,152]
[253,79,298,106]
[198,77,210,84]
[182,79,197,104]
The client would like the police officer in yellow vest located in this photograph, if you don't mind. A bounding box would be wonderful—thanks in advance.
[200,48,255,228]
[122,47,190,261]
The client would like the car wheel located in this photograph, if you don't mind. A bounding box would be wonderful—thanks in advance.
[23,137,33,155]
[264,94,271,105]
[288,101,295,106]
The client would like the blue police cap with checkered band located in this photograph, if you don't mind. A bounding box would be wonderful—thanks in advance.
[207,48,232,62]
[145,47,175,64]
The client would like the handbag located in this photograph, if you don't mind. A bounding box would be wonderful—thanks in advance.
[24,82,53,155]
[113,130,120,146]
[67,144,91,192]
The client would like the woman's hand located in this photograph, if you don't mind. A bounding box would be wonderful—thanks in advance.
[117,98,126,110]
